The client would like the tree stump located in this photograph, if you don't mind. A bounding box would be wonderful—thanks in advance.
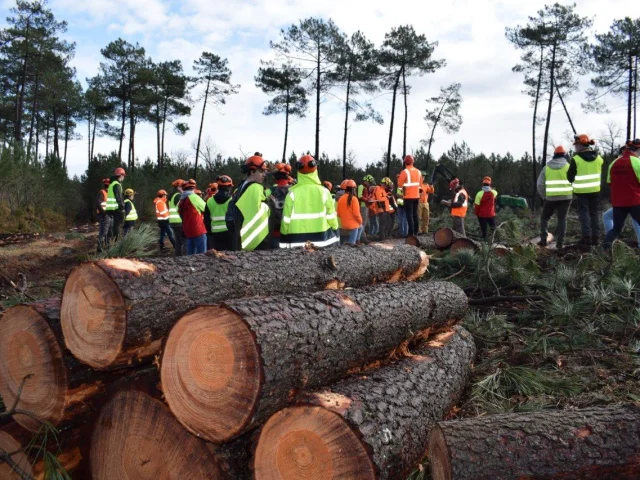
[434,227,467,249]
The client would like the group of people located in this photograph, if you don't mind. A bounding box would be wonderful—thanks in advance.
[95,167,138,251]
[537,133,640,249]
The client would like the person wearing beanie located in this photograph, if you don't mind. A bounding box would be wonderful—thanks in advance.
[397,155,423,237]
[603,139,640,248]
[567,134,604,245]
[474,176,498,240]
[537,145,573,249]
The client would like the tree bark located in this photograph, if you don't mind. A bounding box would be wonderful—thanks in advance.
[61,244,429,370]
[194,76,211,181]
[27,66,40,159]
[118,91,126,162]
[386,71,401,177]
[542,44,557,168]
[634,56,638,139]
[429,404,640,480]
[90,114,97,162]
[342,68,352,178]
[63,104,69,168]
[156,104,161,167]
[161,280,466,444]
[531,46,544,212]
[0,429,33,480]
[0,299,158,432]
[314,48,321,161]
[254,326,475,480]
[53,106,59,159]
[161,98,168,167]
[14,21,30,142]
[87,112,92,167]
[90,390,224,480]
[282,89,289,163]
[402,65,408,158]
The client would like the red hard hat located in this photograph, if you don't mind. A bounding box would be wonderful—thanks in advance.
[554,146,566,155]
[172,178,185,188]
[245,155,267,171]
[216,175,233,187]
[322,181,333,191]
[114,167,126,176]
[296,155,317,174]
[482,176,492,185]
[157,189,167,197]
[182,179,196,189]
[404,155,415,165]
[449,178,460,190]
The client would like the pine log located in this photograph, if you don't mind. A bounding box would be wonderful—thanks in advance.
[429,404,640,480]
[160,281,468,444]
[61,244,429,370]
[253,326,476,480]
[405,234,439,251]
[0,429,33,480]
[0,299,159,432]
[450,237,480,255]
[434,227,466,249]
[90,390,225,480]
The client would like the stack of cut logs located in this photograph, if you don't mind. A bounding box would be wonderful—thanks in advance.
[1,241,639,479]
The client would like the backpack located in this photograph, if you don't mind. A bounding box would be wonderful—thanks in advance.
[224,180,252,231]
[266,186,289,233]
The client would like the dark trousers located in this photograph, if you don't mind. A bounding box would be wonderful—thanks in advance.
[404,199,419,236]
[452,216,465,236]
[97,214,113,252]
[540,200,571,248]
[604,205,640,248]
[171,224,185,256]
[108,211,124,242]
[123,221,135,236]
[378,212,391,240]
[212,231,233,251]
[478,217,496,239]
[159,221,176,249]
[576,194,600,239]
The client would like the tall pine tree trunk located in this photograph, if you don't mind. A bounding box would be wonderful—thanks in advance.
[156,105,161,167]
[45,115,49,158]
[53,107,60,159]
[542,45,557,168]
[634,56,638,139]
[87,112,92,167]
[14,21,30,143]
[402,65,408,158]
[91,115,97,162]
[35,112,39,160]
[386,71,401,177]
[118,94,126,162]
[628,54,633,141]
[161,98,168,167]
[194,76,211,181]
[314,51,321,160]
[282,90,289,163]
[342,69,352,179]
[531,46,544,213]
[27,66,40,159]
[63,104,69,168]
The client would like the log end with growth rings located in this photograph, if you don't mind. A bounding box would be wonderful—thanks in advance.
[254,406,376,480]
[61,263,127,369]
[0,430,34,479]
[427,425,452,480]
[434,228,455,249]
[450,238,478,255]
[0,305,67,431]
[161,306,262,443]
[91,390,223,480]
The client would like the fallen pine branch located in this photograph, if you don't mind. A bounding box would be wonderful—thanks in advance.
[468,295,544,306]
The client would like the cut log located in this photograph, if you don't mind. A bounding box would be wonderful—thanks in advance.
[61,244,429,370]
[254,326,476,480]
[161,281,468,444]
[450,238,480,254]
[90,390,224,480]
[0,430,33,480]
[429,404,640,480]
[0,299,158,432]
[405,234,439,251]
[434,227,466,249]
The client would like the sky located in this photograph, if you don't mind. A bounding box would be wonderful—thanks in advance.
[1,0,636,177]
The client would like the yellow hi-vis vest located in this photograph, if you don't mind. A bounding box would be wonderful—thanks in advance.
[124,199,138,221]
[572,154,603,194]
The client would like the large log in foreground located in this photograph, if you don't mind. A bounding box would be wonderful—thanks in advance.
[61,244,428,370]
[429,404,640,480]
[0,430,33,480]
[90,390,224,479]
[253,326,476,480]
[161,281,467,444]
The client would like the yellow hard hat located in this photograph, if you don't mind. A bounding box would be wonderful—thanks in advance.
[124,188,135,196]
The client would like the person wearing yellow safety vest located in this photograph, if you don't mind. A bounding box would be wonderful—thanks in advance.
[418,172,435,234]
[96,177,112,253]
[106,167,126,242]
[178,179,207,255]
[280,154,339,249]
[359,175,374,238]
[473,177,498,240]
[205,175,234,251]
[154,190,176,251]
[537,146,573,249]
[227,154,271,251]
[441,178,468,235]
[122,188,138,236]
[397,155,423,237]
[169,179,185,256]
[567,134,604,246]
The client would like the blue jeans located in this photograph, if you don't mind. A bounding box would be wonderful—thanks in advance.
[158,221,176,249]
[345,226,364,244]
[187,234,207,255]
[603,207,640,243]
[397,206,408,237]
[368,214,379,236]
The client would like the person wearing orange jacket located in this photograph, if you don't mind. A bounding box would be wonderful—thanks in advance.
[336,179,364,244]
[96,177,112,253]
[418,173,435,234]
[154,190,176,251]
[397,155,423,237]
[381,177,396,239]
[441,178,469,235]
[371,180,389,240]
[474,176,498,240]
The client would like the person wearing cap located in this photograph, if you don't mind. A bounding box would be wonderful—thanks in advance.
[336,179,364,244]
[397,155,423,237]
[177,179,207,255]
[280,154,339,248]
[205,175,234,251]
[154,190,176,250]
[169,179,185,256]
[96,177,112,252]
[567,134,604,246]
[122,188,138,237]
[359,175,374,238]
[106,167,126,242]
[227,153,271,251]
[266,163,291,248]
[537,146,573,249]
[418,172,435,234]
[322,181,334,199]
[603,139,640,249]
[441,178,468,235]
[474,177,498,240]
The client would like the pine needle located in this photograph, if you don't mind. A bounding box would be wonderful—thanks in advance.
[90,223,157,259]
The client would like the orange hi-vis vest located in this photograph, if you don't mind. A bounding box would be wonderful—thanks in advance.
[154,197,170,220]
[420,183,434,203]
[398,166,422,199]
[97,189,107,214]
[451,188,469,218]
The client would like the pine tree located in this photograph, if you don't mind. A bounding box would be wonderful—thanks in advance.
[421,83,463,171]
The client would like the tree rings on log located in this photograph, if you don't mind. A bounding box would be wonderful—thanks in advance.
[90,390,223,480]
[434,227,461,249]
[253,406,377,480]
[0,430,33,479]
[450,238,479,255]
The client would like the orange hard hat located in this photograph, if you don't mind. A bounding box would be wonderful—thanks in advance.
[245,154,267,172]
[482,176,492,185]
[449,178,460,190]
[573,134,595,146]
[296,154,317,174]
[216,175,233,187]
[157,189,167,197]
[341,179,357,189]
[114,167,126,176]
[274,162,292,174]
[404,155,415,165]
[208,182,219,190]
[194,189,202,195]
[172,178,185,188]
[322,180,333,191]
[554,146,566,155]
[102,178,110,186]
[182,179,196,189]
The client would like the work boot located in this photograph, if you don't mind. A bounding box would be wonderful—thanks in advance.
[537,240,547,248]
